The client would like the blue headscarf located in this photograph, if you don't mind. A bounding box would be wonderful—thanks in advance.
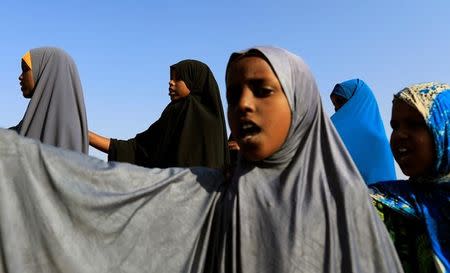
[371,82,450,272]
[330,79,396,184]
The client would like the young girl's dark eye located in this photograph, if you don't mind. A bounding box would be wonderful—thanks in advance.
[408,120,427,129]
[253,87,273,97]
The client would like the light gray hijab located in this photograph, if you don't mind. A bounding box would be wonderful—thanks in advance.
[210,46,404,272]
[0,46,403,273]
[14,47,88,154]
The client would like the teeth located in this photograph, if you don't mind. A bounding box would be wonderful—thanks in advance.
[399,148,407,152]
[242,124,253,130]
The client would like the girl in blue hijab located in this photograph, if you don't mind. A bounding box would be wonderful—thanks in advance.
[330,79,396,184]
[371,82,450,273]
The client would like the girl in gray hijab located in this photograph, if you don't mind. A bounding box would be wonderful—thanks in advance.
[14,47,88,154]
[215,46,404,272]
[0,47,403,273]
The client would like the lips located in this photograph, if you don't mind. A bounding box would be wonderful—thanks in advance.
[393,146,412,164]
[236,120,261,141]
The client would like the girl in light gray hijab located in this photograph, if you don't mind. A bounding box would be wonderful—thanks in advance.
[14,47,88,154]
[214,46,404,272]
[0,47,403,273]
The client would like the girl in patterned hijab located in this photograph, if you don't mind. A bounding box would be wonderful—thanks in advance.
[370,82,450,273]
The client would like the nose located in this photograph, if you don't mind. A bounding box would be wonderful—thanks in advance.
[168,80,174,87]
[391,128,408,145]
[237,87,255,113]
[18,73,23,81]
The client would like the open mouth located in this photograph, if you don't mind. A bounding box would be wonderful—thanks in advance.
[237,120,261,140]
[395,146,412,163]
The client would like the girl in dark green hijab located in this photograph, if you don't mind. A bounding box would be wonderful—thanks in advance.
[90,59,229,169]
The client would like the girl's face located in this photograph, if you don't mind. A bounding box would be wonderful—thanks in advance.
[390,99,436,177]
[18,59,35,98]
[169,70,190,101]
[330,94,348,112]
[226,56,292,161]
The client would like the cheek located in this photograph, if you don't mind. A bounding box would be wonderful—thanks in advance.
[421,134,436,162]
[389,131,397,149]
[274,109,291,144]
[227,109,238,135]
[26,73,35,88]
[264,98,292,147]
[412,132,436,174]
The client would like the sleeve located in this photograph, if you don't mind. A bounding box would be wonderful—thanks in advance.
[108,138,137,164]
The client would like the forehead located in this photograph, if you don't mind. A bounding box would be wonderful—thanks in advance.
[392,99,423,119]
[330,94,345,100]
[21,59,31,70]
[170,68,179,77]
[226,56,276,84]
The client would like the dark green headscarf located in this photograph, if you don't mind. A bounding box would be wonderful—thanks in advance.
[109,60,230,169]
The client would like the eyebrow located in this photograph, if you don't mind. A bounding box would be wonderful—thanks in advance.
[227,78,271,88]
[248,79,269,85]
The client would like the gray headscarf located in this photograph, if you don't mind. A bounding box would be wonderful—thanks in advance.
[14,47,88,154]
[211,46,404,272]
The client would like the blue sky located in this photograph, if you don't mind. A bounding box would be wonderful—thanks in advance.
[1,1,449,178]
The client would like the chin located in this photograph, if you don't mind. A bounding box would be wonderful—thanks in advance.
[241,149,268,162]
[397,164,411,177]
[22,90,34,99]
[400,167,423,179]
